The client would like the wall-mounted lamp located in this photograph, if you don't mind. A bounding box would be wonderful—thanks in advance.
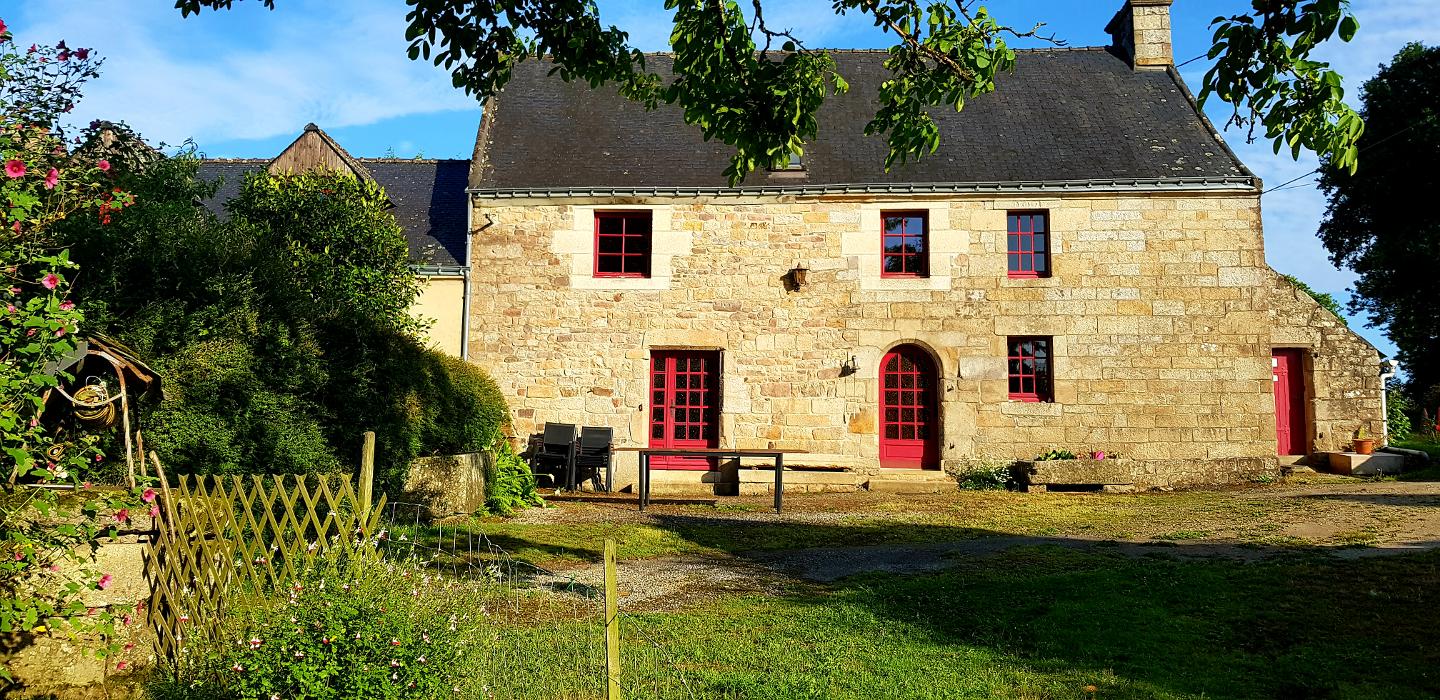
[785,263,811,291]
[840,354,858,377]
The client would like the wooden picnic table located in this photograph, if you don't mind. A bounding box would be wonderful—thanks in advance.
[614,447,809,513]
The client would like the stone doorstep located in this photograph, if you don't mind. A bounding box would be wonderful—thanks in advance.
[1326,451,1405,477]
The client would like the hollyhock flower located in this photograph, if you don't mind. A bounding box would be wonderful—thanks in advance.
[43,168,58,190]
[41,273,59,289]
[141,488,156,503]
[4,160,24,178]
[54,326,66,338]
[97,159,110,172]
[0,20,8,34]
[60,299,74,311]
[97,574,112,590]
[114,508,130,523]
[149,504,160,518]
[28,44,37,54]
[75,48,90,60]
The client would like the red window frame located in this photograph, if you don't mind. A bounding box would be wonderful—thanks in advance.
[881,211,929,278]
[1007,211,1050,279]
[594,211,652,278]
[1007,336,1053,402]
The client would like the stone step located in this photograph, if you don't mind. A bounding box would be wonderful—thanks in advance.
[865,478,950,494]
[737,468,859,495]
[1326,451,1405,476]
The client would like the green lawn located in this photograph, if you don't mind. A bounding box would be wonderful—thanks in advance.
[437,487,1421,569]
[620,547,1439,699]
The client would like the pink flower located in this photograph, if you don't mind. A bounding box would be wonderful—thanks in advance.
[41,273,59,289]
[59,300,74,311]
[116,661,128,671]
[5,305,14,314]
[0,20,7,34]
[4,160,24,178]
[43,168,58,190]
[54,326,66,338]
[9,221,17,233]
[97,159,110,172]
[114,508,130,523]
[1093,451,1106,461]
[82,481,92,489]
[142,488,156,503]
[97,574,112,590]
[75,48,90,60]
[12,551,22,561]
[149,504,160,518]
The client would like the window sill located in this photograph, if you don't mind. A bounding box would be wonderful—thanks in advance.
[1000,401,1062,417]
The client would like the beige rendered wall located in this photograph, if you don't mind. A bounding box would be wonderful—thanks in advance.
[412,275,465,356]
[468,191,1275,486]
[1268,271,1383,453]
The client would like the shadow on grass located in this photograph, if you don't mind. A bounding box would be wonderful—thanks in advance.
[473,515,1440,699]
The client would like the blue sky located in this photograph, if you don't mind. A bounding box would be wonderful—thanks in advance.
[9,0,1440,359]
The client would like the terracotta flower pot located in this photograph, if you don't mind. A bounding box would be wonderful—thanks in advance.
[1352,439,1375,455]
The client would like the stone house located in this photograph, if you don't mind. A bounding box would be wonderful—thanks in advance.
[199,124,472,355]
[460,0,1385,492]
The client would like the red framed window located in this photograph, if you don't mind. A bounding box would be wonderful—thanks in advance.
[881,211,928,278]
[1007,211,1050,278]
[594,211,652,278]
[1007,336,1053,402]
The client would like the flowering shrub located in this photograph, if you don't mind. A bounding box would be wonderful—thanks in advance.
[955,461,1015,491]
[0,19,145,681]
[152,554,481,700]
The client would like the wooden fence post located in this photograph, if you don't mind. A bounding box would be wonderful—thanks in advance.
[604,538,622,700]
[359,431,376,518]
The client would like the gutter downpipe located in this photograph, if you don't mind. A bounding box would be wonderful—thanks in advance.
[1379,359,1399,446]
[460,196,473,362]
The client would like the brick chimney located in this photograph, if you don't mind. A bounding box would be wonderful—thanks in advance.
[1106,0,1173,69]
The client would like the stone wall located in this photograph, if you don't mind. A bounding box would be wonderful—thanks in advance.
[467,189,1278,489]
[1268,270,1384,453]
[402,452,488,518]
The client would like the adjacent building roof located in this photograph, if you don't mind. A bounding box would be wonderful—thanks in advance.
[470,48,1255,194]
[197,126,470,269]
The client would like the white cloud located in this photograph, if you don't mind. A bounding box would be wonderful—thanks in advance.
[12,0,477,146]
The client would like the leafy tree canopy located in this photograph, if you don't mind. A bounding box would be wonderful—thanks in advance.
[1317,42,1440,396]
[174,0,1365,183]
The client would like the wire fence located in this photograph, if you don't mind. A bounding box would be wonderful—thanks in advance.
[380,500,700,700]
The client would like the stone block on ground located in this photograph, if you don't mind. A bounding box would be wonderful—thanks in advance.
[1326,451,1405,477]
[402,452,488,518]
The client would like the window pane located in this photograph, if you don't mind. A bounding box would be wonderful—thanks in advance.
[627,215,652,234]
[628,233,652,254]
[1033,235,1047,253]
[622,255,649,275]
[1032,215,1047,233]
[885,408,898,422]
[598,216,623,234]
[884,217,903,235]
[909,235,926,253]
[1007,215,1019,233]
[598,235,624,253]
[1008,253,1020,271]
[886,425,899,439]
[688,426,701,440]
[653,425,664,439]
[597,255,623,273]
[902,425,916,440]
[904,216,925,233]
[1009,376,1022,393]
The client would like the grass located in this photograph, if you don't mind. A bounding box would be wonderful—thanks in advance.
[500,546,1440,699]
[1392,438,1440,481]
[445,485,1426,569]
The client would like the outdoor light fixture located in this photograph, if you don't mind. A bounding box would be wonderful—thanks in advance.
[840,354,859,376]
[786,263,811,290]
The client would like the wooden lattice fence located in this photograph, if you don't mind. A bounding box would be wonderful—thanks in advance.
[144,450,385,669]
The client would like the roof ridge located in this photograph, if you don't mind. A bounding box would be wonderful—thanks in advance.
[200,157,269,163]
[358,158,470,164]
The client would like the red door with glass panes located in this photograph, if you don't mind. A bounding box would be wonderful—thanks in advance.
[649,351,720,470]
[879,345,939,469]
[1273,349,1307,455]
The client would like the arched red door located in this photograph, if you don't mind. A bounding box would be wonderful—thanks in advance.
[880,345,940,469]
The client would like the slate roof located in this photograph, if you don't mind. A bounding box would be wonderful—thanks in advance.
[197,159,470,268]
[471,48,1254,193]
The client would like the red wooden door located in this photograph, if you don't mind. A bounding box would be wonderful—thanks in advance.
[1273,349,1307,455]
[649,351,720,470]
[880,345,939,469]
